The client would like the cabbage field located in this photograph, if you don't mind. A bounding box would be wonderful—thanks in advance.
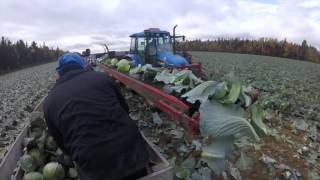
[3,53,319,180]
[190,51,320,179]
[0,63,55,162]
[191,51,320,126]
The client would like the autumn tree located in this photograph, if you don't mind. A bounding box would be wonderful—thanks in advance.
[176,38,320,63]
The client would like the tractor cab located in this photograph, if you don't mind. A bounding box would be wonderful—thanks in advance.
[127,28,189,67]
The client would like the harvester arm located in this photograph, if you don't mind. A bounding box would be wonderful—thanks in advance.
[103,44,111,57]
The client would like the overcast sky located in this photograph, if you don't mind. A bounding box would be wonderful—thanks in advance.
[0,0,319,53]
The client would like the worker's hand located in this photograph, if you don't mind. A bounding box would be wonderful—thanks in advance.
[128,60,135,67]
[55,72,60,81]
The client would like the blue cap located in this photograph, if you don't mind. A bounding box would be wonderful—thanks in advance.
[56,53,86,75]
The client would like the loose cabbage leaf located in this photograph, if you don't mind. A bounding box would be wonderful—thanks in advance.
[170,70,191,85]
[220,82,241,104]
[152,112,163,126]
[182,156,196,171]
[100,57,111,66]
[129,64,142,74]
[191,167,212,180]
[212,82,228,99]
[201,137,234,174]
[238,85,252,107]
[154,70,175,84]
[141,64,161,73]
[251,103,268,136]
[191,140,202,151]
[188,71,203,88]
[200,100,260,174]
[235,152,254,170]
[175,166,191,179]
[164,84,189,94]
[182,81,219,103]
[227,162,242,180]
[170,129,184,139]
[199,100,260,142]
[141,64,152,72]
[293,118,308,131]
[170,85,189,94]
[154,69,202,89]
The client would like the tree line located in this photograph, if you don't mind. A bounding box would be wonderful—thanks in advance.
[0,36,65,74]
[176,38,320,63]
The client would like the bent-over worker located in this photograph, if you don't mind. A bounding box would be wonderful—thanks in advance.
[44,53,149,180]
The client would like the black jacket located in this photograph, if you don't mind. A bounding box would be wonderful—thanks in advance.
[44,69,149,180]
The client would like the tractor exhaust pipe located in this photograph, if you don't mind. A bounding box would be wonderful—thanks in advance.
[173,24,178,54]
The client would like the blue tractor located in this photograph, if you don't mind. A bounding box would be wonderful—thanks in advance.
[125,26,191,67]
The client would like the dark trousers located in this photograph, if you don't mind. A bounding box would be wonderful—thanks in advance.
[119,168,148,180]
[79,167,148,180]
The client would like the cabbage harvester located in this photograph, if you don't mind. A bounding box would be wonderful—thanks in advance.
[98,26,204,135]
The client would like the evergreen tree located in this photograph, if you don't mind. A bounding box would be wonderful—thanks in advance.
[0,37,65,74]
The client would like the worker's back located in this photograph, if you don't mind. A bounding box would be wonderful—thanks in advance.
[44,69,149,180]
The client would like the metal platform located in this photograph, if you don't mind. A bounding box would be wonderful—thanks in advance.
[98,64,200,135]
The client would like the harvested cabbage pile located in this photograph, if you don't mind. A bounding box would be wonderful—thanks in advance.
[18,112,77,180]
[100,58,131,72]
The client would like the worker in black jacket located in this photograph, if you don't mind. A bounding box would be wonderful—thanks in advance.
[44,53,149,180]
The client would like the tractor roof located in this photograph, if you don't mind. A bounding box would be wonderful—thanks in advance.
[130,28,170,38]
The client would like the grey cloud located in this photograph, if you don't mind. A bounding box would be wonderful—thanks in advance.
[0,0,319,52]
[63,43,92,50]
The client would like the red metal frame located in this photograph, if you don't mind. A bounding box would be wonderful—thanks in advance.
[98,64,200,135]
